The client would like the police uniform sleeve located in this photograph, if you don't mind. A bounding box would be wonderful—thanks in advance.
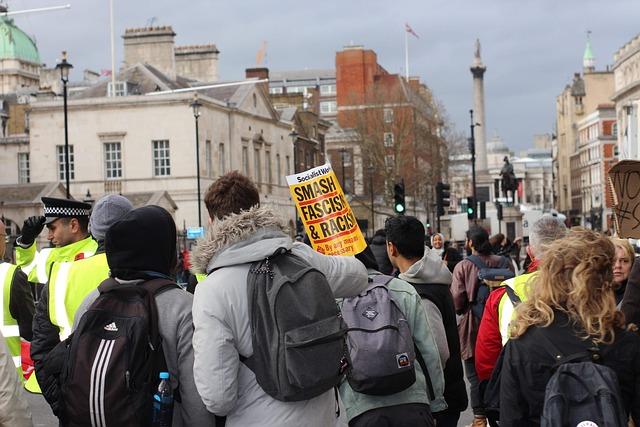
[8,269,35,342]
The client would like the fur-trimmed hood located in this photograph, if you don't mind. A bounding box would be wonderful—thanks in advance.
[190,206,291,274]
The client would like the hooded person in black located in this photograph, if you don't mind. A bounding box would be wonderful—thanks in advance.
[73,206,215,426]
[106,205,178,280]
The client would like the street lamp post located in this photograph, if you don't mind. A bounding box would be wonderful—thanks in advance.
[368,163,374,236]
[468,109,481,220]
[289,128,301,234]
[56,51,73,199]
[190,94,203,228]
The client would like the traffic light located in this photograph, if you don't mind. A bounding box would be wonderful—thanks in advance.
[496,202,503,221]
[393,182,405,214]
[467,196,476,220]
[436,182,451,217]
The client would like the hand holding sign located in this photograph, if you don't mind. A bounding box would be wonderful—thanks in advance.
[608,160,640,238]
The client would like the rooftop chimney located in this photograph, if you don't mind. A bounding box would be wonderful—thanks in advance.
[123,26,176,80]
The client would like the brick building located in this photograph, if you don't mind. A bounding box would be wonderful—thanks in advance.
[328,45,446,231]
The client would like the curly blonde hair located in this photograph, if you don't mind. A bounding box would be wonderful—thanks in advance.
[510,228,625,344]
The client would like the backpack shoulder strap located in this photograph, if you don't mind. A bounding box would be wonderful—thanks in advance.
[502,285,521,304]
[466,255,487,270]
[369,274,395,287]
[413,342,435,401]
[142,278,180,296]
[532,327,595,367]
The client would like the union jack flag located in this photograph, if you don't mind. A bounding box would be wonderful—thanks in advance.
[405,23,419,39]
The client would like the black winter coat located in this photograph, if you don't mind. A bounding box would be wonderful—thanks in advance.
[410,281,469,413]
[4,264,34,341]
[622,259,640,325]
[499,311,640,426]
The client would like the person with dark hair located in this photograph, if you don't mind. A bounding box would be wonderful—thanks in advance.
[451,226,514,427]
[15,197,97,286]
[385,216,468,427]
[339,244,447,427]
[369,229,393,275]
[190,172,368,426]
[71,206,215,426]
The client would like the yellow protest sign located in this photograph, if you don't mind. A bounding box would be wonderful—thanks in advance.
[287,163,367,256]
[608,160,640,238]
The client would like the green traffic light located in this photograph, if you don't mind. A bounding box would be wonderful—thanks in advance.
[395,204,405,213]
[467,207,474,214]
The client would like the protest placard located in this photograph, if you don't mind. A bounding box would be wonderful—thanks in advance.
[608,160,640,238]
[287,163,367,255]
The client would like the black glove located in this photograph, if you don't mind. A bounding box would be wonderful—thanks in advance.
[20,215,46,246]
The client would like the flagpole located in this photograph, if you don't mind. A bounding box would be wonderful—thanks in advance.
[404,29,409,79]
[109,0,116,92]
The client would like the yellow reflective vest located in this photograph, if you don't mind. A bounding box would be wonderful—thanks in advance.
[0,263,22,376]
[497,272,537,344]
[16,236,98,284]
[48,253,110,340]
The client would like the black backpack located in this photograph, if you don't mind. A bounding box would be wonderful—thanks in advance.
[59,278,179,427]
[242,247,348,402]
[539,332,627,427]
[467,255,514,319]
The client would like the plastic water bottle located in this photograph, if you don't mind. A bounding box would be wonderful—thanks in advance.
[152,372,173,427]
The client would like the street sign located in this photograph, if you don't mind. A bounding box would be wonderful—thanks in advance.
[187,226,204,239]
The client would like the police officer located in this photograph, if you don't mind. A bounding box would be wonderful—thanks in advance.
[15,197,97,286]
[29,195,133,402]
[0,219,34,378]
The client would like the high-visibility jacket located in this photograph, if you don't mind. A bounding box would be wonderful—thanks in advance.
[48,253,109,340]
[16,236,97,284]
[0,263,22,376]
[497,272,537,344]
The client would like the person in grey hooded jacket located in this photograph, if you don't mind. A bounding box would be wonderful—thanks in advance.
[385,216,468,427]
[190,171,368,427]
[73,206,215,427]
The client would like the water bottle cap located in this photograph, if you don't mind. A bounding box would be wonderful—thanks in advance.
[159,372,169,379]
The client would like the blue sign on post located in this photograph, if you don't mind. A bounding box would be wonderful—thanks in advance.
[187,227,204,239]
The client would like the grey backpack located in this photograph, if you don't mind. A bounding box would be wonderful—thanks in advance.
[341,274,421,395]
[242,247,348,402]
[538,331,627,427]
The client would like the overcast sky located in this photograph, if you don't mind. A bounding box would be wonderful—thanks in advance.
[11,0,640,152]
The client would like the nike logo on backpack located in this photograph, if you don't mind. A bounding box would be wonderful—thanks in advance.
[104,322,118,332]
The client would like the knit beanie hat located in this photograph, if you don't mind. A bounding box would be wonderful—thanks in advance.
[89,195,134,241]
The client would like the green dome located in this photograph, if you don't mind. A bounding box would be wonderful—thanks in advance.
[0,17,40,64]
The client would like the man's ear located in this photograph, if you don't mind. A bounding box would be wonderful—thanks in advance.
[387,241,399,258]
[69,218,80,233]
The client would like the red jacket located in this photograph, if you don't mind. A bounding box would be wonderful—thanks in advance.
[474,287,507,381]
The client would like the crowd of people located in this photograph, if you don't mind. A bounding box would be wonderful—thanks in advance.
[0,170,639,426]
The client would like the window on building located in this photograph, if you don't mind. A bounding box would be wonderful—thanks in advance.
[384,132,394,147]
[269,87,283,95]
[242,146,249,176]
[612,122,618,137]
[18,152,29,183]
[219,143,225,175]
[276,153,282,185]
[320,84,336,95]
[385,154,395,169]
[205,140,212,177]
[384,108,393,123]
[287,86,304,94]
[107,81,127,97]
[320,101,337,114]
[104,142,122,179]
[342,149,352,166]
[286,155,291,176]
[152,140,171,176]
[57,145,75,180]
[253,94,257,108]
[266,150,272,185]
[254,148,262,183]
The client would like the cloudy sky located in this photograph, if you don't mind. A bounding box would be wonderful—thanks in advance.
[11,0,640,152]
